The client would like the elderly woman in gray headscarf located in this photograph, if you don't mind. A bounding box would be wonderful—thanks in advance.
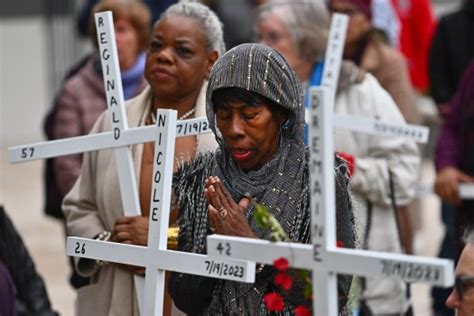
[168,43,356,315]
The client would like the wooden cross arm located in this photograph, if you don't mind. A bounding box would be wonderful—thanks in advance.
[207,235,454,287]
[333,114,429,143]
[325,248,454,287]
[9,117,211,163]
[67,237,256,283]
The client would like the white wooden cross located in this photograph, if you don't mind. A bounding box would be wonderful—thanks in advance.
[9,11,255,316]
[205,14,455,315]
[67,108,255,315]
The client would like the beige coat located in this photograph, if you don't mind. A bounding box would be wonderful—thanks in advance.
[334,74,420,314]
[62,83,215,316]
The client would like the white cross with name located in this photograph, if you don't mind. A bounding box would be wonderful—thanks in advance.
[205,14,455,315]
[9,11,255,316]
[67,108,255,315]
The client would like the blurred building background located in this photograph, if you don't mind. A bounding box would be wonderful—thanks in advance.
[0,1,466,315]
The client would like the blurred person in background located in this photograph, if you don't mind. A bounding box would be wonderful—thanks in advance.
[435,60,474,256]
[328,0,417,124]
[76,0,177,37]
[0,260,15,316]
[256,1,420,314]
[429,0,474,115]
[201,0,255,49]
[390,0,436,94]
[0,205,59,316]
[370,0,400,49]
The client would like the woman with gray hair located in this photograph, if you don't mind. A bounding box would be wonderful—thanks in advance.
[256,1,420,315]
[256,0,329,85]
[62,2,225,315]
[168,43,356,315]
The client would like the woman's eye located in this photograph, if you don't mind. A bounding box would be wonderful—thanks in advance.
[149,41,162,52]
[243,112,257,120]
[216,111,231,120]
[176,46,192,57]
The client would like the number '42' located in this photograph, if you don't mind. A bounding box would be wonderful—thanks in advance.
[216,242,231,256]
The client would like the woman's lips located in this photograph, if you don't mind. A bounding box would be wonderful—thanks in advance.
[231,149,252,161]
[151,67,174,80]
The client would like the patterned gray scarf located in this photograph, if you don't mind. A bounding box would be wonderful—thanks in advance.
[205,44,310,314]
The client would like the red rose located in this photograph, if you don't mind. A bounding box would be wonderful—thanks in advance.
[337,152,355,177]
[294,305,311,316]
[275,272,293,291]
[336,240,344,248]
[273,257,289,272]
[263,292,285,312]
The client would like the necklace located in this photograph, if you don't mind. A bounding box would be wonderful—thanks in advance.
[150,107,196,124]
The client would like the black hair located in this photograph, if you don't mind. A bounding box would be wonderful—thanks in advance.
[211,87,287,116]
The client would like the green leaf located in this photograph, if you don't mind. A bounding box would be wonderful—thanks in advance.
[254,205,270,228]
[303,283,313,300]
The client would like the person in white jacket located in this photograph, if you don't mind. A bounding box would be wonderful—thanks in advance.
[255,1,421,314]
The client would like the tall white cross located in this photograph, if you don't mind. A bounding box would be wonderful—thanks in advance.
[205,14,454,316]
[67,108,255,315]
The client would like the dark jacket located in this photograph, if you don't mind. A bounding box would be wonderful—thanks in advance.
[429,5,474,105]
[0,206,58,316]
[435,59,474,255]
[435,59,474,173]
[0,260,16,316]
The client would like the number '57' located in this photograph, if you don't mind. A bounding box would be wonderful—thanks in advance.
[21,147,34,158]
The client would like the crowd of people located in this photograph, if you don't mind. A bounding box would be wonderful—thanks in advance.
[2,0,474,315]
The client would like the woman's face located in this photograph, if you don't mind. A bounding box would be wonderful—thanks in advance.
[257,12,312,81]
[329,0,371,54]
[216,99,286,171]
[115,17,141,70]
[446,243,474,316]
[145,14,218,102]
[257,13,300,70]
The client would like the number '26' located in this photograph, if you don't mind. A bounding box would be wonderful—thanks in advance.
[75,242,86,255]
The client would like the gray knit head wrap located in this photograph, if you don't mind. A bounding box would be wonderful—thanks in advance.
[206,43,304,144]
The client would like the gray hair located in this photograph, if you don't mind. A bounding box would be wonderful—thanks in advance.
[255,0,330,63]
[463,228,474,244]
[157,2,226,56]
